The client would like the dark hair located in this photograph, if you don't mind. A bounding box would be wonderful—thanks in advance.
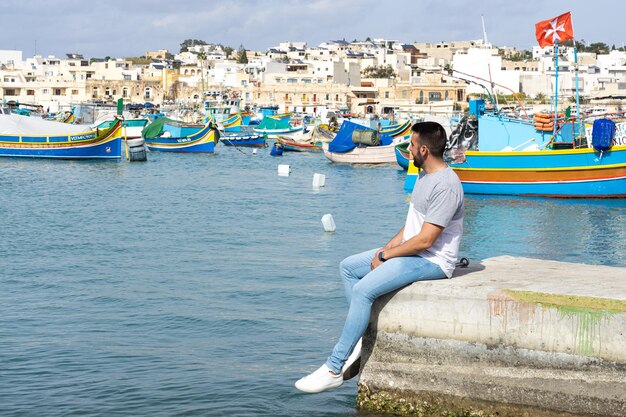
[411,121,447,158]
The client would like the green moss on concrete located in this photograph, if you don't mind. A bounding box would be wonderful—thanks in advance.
[357,385,596,417]
[503,290,626,313]
[503,289,625,356]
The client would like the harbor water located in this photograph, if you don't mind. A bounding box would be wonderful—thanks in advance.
[2,146,626,417]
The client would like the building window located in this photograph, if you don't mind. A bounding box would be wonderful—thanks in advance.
[325,94,330,100]
[384,91,389,99]
[122,88,129,98]
[313,94,317,102]
[302,94,307,102]
[72,89,79,95]
[5,89,16,95]
[285,93,289,101]
[335,94,339,101]
[27,90,35,96]
[428,92,441,101]
[54,88,62,96]
[144,87,152,99]
[123,74,131,81]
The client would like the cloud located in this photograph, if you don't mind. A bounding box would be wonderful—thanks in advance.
[1,0,622,58]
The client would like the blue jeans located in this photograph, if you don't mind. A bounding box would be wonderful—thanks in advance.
[325,248,446,373]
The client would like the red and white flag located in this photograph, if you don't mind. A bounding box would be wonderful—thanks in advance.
[535,12,574,48]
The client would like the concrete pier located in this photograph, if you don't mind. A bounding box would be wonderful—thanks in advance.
[357,256,626,417]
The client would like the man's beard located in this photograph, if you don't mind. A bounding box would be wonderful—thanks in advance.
[413,151,424,169]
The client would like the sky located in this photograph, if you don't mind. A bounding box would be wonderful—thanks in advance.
[1,0,624,59]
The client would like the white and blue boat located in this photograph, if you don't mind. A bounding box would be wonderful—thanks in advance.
[0,114,123,160]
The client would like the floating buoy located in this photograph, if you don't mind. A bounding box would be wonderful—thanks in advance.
[278,164,291,176]
[321,214,336,232]
[126,137,147,162]
[270,142,283,156]
[252,149,258,155]
[312,173,326,188]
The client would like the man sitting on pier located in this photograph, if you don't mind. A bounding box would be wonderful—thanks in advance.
[295,121,465,393]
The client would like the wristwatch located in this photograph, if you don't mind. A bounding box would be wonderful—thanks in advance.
[377,251,387,262]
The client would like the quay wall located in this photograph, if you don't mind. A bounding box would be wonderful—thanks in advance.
[357,256,626,417]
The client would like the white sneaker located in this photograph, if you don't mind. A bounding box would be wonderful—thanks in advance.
[341,338,362,380]
[294,364,343,393]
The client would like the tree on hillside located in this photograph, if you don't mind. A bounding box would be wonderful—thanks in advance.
[224,46,234,59]
[180,39,208,53]
[362,64,395,79]
[561,40,610,54]
[236,45,248,64]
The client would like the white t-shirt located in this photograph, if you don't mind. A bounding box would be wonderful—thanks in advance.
[402,167,464,277]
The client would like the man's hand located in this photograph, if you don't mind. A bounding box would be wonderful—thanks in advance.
[371,248,384,270]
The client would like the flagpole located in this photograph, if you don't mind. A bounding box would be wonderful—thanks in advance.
[553,40,560,139]
[573,40,580,118]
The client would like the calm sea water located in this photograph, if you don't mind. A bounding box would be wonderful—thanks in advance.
[2,146,626,417]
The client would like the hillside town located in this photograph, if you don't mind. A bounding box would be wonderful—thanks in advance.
[1,37,625,120]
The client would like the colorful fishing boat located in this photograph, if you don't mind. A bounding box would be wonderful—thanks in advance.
[405,99,626,198]
[277,137,322,152]
[0,114,123,159]
[95,118,149,139]
[254,118,302,138]
[144,121,220,153]
[394,141,411,170]
[276,125,335,152]
[220,131,266,147]
[380,120,412,139]
[268,112,293,122]
[222,113,243,132]
[323,120,408,164]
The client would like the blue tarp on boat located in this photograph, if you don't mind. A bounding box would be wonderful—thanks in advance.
[328,121,393,153]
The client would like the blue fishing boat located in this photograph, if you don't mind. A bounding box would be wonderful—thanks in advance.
[405,100,626,198]
[143,121,220,153]
[220,132,266,147]
[0,115,123,160]
[222,113,243,132]
[323,120,405,164]
[394,141,411,170]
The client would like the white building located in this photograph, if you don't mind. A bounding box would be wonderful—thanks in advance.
[452,48,521,93]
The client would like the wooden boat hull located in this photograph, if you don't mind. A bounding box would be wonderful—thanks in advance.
[254,126,303,139]
[322,142,399,164]
[277,137,322,152]
[0,119,123,160]
[450,146,626,198]
[222,113,243,132]
[221,133,266,147]
[145,123,219,153]
[395,142,411,170]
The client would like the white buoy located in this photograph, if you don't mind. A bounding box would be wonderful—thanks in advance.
[312,173,326,188]
[252,149,258,155]
[278,164,291,177]
[321,214,336,232]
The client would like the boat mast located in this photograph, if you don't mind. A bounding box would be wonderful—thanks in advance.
[553,40,560,138]
[481,15,489,46]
